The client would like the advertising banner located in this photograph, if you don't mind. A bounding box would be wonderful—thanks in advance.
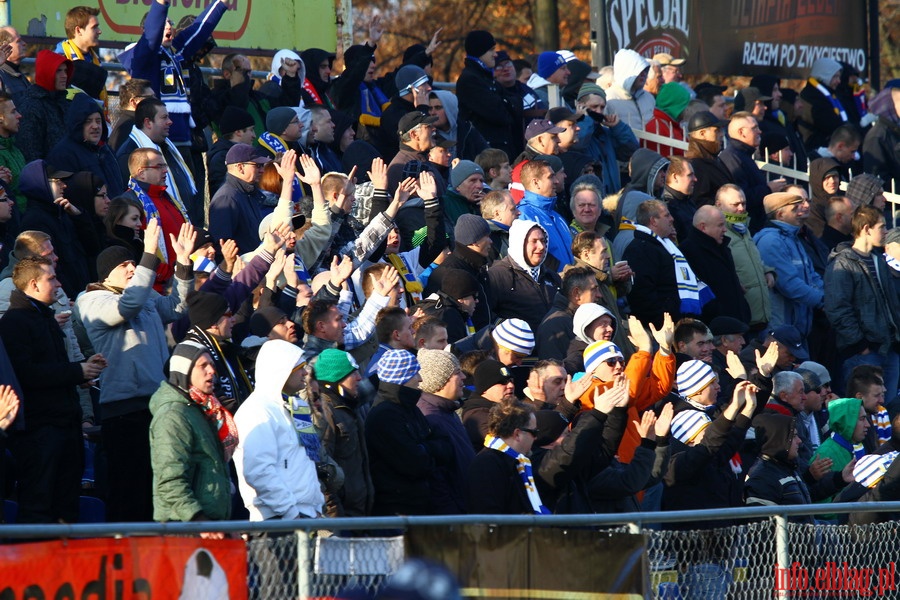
[12,0,337,53]
[606,0,868,79]
[406,524,647,598]
[0,536,247,599]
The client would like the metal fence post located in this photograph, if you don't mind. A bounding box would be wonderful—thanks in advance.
[774,515,789,600]
[297,530,312,600]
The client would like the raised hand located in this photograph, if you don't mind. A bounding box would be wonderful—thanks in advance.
[170,222,197,265]
[808,457,833,481]
[425,27,443,55]
[725,350,747,380]
[654,402,674,438]
[564,373,592,402]
[0,385,19,431]
[265,248,287,288]
[329,255,354,288]
[374,264,400,297]
[755,342,779,377]
[296,154,321,186]
[395,176,418,206]
[739,381,759,416]
[220,239,239,273]
[367,157,388,190]
[273,149,298,180]
[633,409,657,440]
[143,217,161,256]
[367,14,384,44]
[336,166,358,214]
[418,170,437,200]
[649,312,675,353]
[263,226,287,255]
[626,315,651,352]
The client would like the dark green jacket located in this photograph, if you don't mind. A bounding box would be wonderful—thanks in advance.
[149,381,231,522]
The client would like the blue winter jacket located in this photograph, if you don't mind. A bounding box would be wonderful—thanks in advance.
[517,190,574,266]
[753,220,824,335]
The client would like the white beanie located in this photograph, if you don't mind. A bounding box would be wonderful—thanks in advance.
[676,360,717,398]
[492,318,535,355]
[671,410,712,444]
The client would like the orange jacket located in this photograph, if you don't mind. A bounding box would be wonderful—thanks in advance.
[578,349,676,463]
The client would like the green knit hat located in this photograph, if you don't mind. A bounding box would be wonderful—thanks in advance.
[655,82,691,121]
[314,349,357,383]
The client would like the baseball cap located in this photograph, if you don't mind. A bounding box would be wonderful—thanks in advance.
[225,143,271,165]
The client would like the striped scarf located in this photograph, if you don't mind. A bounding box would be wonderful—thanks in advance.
[60,40,109,119]
[287,393,323,463]
[358,83,390,128]
[874,405,891,446]
[127,127,197,210]
[485,435,551,515]
[188,386,239,462]
[831,431,866,460]
[635,224,714,315]
[809,77,848,122]
[885,252,900,273]
[128,177,188,264]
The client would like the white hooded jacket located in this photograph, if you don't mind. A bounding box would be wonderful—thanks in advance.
[233,339,324,520]
[605,49,656,131]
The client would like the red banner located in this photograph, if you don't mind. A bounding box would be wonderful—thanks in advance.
[0,537,247,599]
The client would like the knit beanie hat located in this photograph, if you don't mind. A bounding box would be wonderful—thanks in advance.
[395,65,429,95]
[854,452,900,488]
[249,306,288,338]
[417,349,459,394]
[266,106,297,135]
[454,213,491,246]
[464,30,496,58]
[810,57,843,85]
[473,359,513,395]
[314,348,357,383]
[655,82,692,121]
[187,291,229,330]
[219,106,255,136]
[671,409,712,444]
[491,318,535,355]
[377,349,421,385]
[96,246,136,282]
[450,160,485,190]
[168,340,210,391]
[797,361,832,386]
[577,82,606,101]
[676,360,718,398]
[885,228,900,246]
[583,340,624,375]
[537,51,566,79]
[441,268,479,301]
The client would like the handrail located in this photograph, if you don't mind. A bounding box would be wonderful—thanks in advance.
[2,501,900,538]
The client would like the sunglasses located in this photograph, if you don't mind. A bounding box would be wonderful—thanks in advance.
[520,427,540,437]
[604,357,625,366]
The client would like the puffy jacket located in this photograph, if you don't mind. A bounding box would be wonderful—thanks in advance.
[753,220,824,335]
[233,340,324,520]
[319,383,373,517]
[824,243,900,357]
[15,50,72,162]
[74,253,192,419]
[517,191,574,266]
[46,93,125,197]
[724,220,772,326]
[604,50,655,131]
[149,381,231,522]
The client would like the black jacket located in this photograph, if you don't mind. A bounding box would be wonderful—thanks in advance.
[588,438,670,514]
[372,95,426,162]
[365,382,451,515]
[0,289,85,429]
[680,227,752,324]
[799,81,846,151]
[719,137,771,231]
[467,447,534,514]
[425,245,492,330]
[862,116,900,190]
[319,384,374,517]
[486,255,561,335]
[686,137,734,208]
[461,395,494,454]
[662,412,751,528]
[661,186,697,244]
[206,137,235,198]
[456,58,515,160]
[623,229,682,328]
[534,292,575,361]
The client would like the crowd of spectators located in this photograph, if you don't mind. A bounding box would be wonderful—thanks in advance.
[0,5,899,544]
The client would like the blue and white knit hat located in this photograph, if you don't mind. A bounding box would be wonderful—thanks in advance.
[583,340,624,375]
[676,360,718,398]
[376,349,421,385]
[491,318,535,355]
[854,452,899,488]
[671,409,713,444]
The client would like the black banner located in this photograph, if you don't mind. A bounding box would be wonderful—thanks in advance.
[606,0,868,79]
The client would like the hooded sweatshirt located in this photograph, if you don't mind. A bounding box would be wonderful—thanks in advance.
[15,50,73,162]
[300,48,335,108]
[233,340,325,520]
[806,157,844,238]
[814,397,865,473]
[518,189,574,266]
[46,92,125,198]
[611,148,669,258]
[605,50,655,130]
[644,83,689,158]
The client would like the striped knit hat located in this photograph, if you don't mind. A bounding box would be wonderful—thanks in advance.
[583,341,624,375]
[376,349,421,385]
[676,360,718,398]
[671,409,712,444]
[854,452,899,488]
[491,318,534,356]
[167,340,211,392]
